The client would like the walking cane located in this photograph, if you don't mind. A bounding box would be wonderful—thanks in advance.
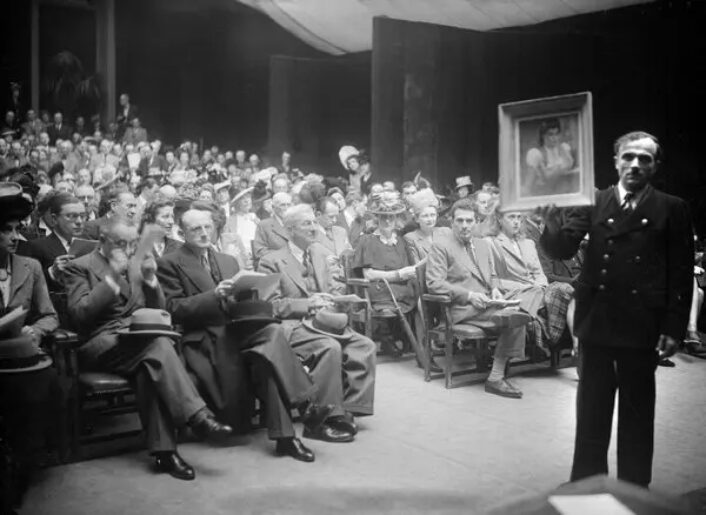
[381,277,427,368]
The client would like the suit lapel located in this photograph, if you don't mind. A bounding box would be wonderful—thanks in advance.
[177,245,216,293]
[604,185,656,237]
[496,233,525,269]
[271,219,288,242]
[48,232,68,255]
[9,255,30,303]
[282,252,309,295]
[456,237,485,284]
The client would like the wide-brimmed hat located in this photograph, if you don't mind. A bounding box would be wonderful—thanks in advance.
[118,308,181,338]
[230,187,254,205]
[0,182,34,222]
[338,145,360,171]
[368,191,407,216]
[302,310,354,340]
[225,300,279,325]
[455,176,473,190]
[0,307,52,374]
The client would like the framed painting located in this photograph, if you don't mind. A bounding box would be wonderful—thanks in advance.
[498,91,594,211]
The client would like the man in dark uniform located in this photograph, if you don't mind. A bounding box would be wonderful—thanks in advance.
[540,131,693,487]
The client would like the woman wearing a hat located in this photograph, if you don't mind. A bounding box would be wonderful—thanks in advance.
[0,183,61,511]
[352,191,418,357]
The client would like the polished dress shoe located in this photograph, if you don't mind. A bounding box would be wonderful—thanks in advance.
[190,415,233,441]
[327,412,358,435]
[276,437,315,462]
[303,423,355,443]
[658,358,676,367]
[154,452,195,481]
[300,402,334,433]
[485,378,523,399]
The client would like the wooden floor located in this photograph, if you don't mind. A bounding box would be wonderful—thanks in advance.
[22,352,706,514]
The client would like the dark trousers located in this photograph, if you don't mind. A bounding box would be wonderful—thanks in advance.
[93,336,207,453]
[239,324,318,439]
[571,344,658,487]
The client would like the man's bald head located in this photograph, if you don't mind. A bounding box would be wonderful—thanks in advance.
[181,208,214,249]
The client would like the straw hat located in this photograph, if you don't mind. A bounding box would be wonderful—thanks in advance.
[230,187,254,205]
[338,145,360,171]
[455,176,473,190]
[368,191,407,216]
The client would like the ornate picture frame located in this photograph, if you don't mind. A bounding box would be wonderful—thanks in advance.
[498,91,594,211]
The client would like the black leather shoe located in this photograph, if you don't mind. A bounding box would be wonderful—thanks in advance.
[190,416,233,441]
[303,423,355,443]
[658,358,676,367]
[276,437,315,462]
[327,412,358,435]
[301,402,334,433]
[154,452,195,481]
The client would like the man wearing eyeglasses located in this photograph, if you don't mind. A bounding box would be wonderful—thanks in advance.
[21,192,94,293]
[539,131,694,488]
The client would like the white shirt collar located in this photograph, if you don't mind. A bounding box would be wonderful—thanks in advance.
[373,229,397,246]
[288,241,306,265]
[54,231,71,253]
[616,182,644,207]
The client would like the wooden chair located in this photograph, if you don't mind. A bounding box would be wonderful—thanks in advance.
[338,249,373,339]
[47,293,141,462]
[417,264,497,388]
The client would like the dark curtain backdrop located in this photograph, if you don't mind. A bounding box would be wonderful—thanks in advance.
[371,1,706,233]
[115,0,326,158]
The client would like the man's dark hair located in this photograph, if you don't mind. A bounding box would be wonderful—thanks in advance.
[613,131,662,162]
[449,198,478,220]
[48,192,82,216]
[138,177,157,196]
[316,196,338,215]
[98,189,128,217]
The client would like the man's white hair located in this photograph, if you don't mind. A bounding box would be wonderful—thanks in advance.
[272,192,292,206]
[283,204,314,229]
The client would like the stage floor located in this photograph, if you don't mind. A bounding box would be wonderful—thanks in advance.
[22,352,706,514]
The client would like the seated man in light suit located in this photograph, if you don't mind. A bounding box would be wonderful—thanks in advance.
[426,198,533,399]
[63,219,232,481]
[258,204,376,441]
[252,191,291,261]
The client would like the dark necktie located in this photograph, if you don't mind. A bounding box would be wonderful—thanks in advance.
[302,250,311,278]
[622,192,635,213]
[201,251,212,274]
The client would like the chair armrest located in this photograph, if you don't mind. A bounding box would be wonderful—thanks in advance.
[422,294,452,304]
[46,329,81,348]
[346,278,370,288]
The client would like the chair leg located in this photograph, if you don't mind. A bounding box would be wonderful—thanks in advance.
[445,337,454,389]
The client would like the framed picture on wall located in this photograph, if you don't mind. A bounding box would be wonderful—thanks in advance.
[498,91,594,211]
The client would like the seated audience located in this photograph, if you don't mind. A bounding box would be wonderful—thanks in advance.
[258,204,376,441]
[352,191,421,358]
[0,183,61,511]
[139,196,181,257]
[157,208,333,461]
[488,209,574,352]
[64,219,233,480]
[252,191,291,261]
[316,196,352,259]
[426,199,532,398]
[403,188,444,263]
[83,188,138,239]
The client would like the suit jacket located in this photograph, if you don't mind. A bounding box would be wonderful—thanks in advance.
[524,219,582,283]
[426,228,499,323]
[252,216,289,260]
[82,215,110,240]
[489,232,548,291]
[318,225,351,257]
[1,254,58,337]
[22,233,97,292]
[541,184,693,348]
[47,123,72,144]
[257,242,345,320]
[63,250,165,361]
[403,227,446,264]
[157,244,255,425]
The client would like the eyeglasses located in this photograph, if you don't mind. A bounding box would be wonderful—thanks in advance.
[61,213,87,221]
[106,237,138,250]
